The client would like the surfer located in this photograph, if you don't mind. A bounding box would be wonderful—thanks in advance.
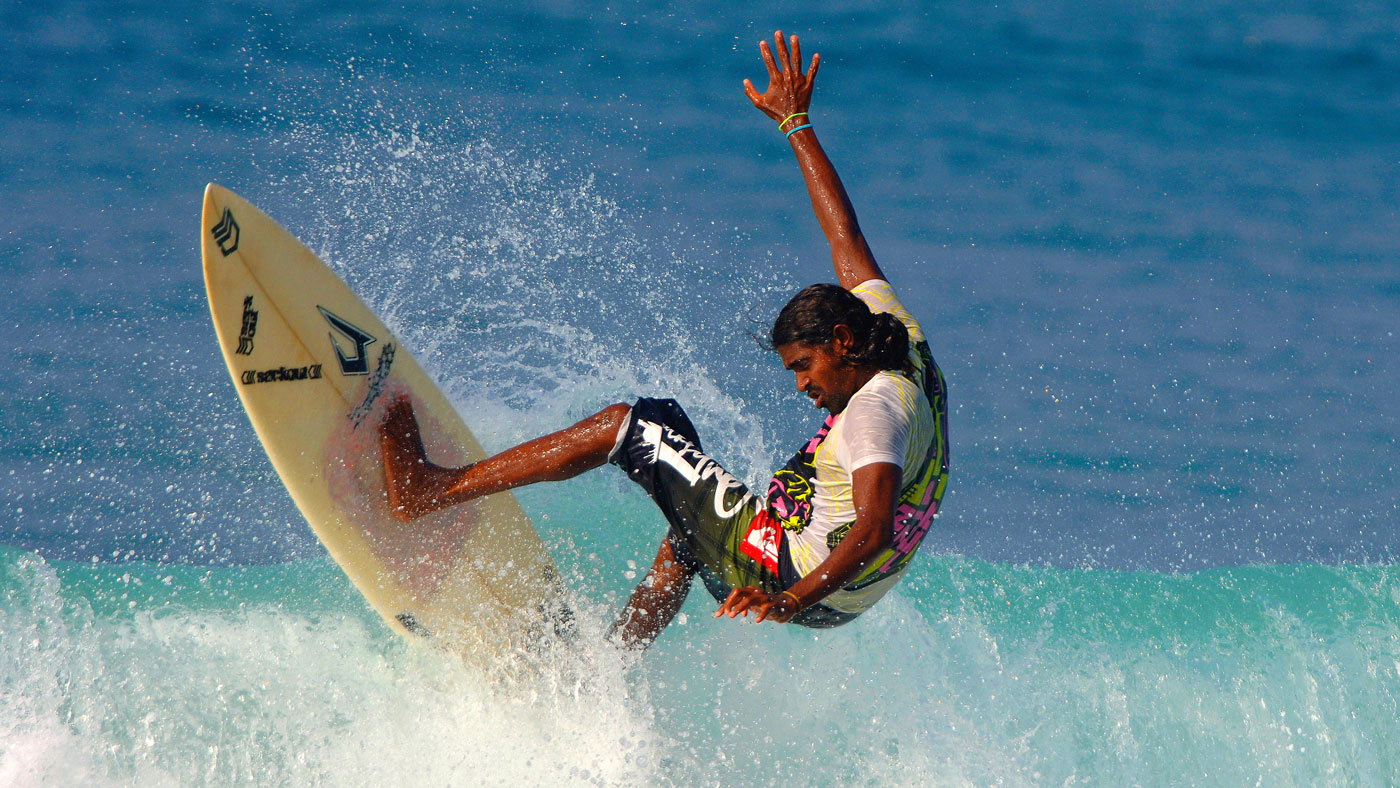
[380,31,948,649]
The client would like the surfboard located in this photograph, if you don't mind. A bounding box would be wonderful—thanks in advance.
[200,183,565,669]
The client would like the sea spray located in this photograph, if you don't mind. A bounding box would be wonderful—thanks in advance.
[276,112,791,489]
[0,548,664,787]
[6,546,1398,786]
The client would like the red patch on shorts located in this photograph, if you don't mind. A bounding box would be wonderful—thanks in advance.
[740,510,782,574]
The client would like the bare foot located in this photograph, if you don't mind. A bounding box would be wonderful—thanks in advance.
[379,396,439,522]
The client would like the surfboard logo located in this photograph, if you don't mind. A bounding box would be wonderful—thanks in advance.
[235,295,258,355]
[211,208,240,256]
[317,306,377,375]
[240,364,323,385]
[349,343,396,427]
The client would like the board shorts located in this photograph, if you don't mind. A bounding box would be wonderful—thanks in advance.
[608,398,857,629]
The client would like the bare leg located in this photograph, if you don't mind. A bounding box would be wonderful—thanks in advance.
[380,396,631,522]
[609,538,695,651]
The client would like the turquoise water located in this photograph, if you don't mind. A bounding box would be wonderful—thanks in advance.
[3,0,1400,784]
[6,543,1399,786]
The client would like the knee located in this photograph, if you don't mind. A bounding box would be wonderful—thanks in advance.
[598,402,632,431]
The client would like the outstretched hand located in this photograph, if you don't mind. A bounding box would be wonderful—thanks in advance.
[743,30,820,123]
[714,585,800,624]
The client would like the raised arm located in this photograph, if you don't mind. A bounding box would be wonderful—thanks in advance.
[744,31,887,290]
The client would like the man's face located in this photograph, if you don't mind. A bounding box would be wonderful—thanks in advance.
[777,332,862,414]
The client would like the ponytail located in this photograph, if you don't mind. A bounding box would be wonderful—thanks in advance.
[861,312,910,370]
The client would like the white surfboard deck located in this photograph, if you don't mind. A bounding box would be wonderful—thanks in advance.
[201,183,564,668]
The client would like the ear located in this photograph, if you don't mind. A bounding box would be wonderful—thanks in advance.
[831,324,856,355]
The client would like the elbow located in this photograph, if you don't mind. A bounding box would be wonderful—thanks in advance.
[829,226,864,252]
[857,522,893,563]
[873,526,894,556]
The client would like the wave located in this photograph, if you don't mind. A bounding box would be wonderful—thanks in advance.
[4,546,1397,787]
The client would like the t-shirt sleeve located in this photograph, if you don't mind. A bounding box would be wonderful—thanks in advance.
[851,279,925,344]
[833,376,911,472]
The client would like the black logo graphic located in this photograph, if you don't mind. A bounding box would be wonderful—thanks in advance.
[211,208,239,256]
[240,363,323,385]
[235,295,258,355]
[349,343,396,427]
[317,306,377,376]
[395,612,431,637]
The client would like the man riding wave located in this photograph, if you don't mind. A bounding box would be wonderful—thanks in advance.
[380,31,950,649]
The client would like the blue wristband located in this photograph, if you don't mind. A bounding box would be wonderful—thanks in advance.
[784,123,813,140]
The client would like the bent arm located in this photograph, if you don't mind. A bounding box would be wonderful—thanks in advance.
[716,461,900,622]
[783,461,899,606]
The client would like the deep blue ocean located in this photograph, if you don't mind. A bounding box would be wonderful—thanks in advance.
[3,1,1399,785]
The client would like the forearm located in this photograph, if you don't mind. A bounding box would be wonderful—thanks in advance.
[784,516,891,608]
[783,121,860,242]
[784,124,886,288]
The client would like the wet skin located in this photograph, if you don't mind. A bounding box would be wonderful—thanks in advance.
[775,324,878,415]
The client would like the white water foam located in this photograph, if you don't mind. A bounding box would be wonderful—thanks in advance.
[1,552,667,787]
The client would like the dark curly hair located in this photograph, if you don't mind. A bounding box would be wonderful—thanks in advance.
[770,284,909,371]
